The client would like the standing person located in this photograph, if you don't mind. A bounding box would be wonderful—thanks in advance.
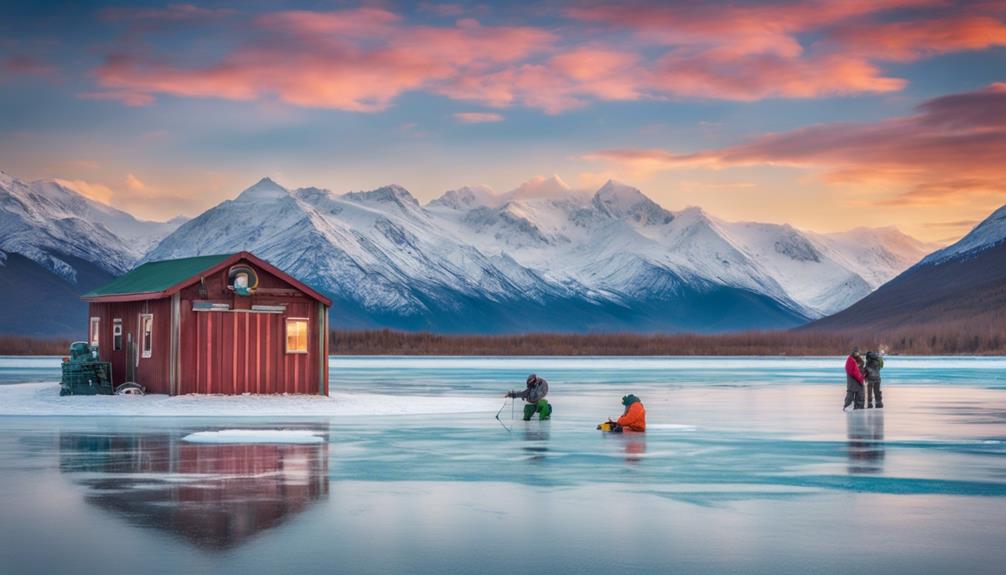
[865,351,885,408]
[844,347,866,411]
[506,374,551,421]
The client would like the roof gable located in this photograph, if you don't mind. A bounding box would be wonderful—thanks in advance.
[82,252,332,306]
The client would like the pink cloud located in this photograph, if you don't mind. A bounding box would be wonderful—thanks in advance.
[86,2,1006,112]
[827,15,1006,61]
[93,10,553,111]
[1,55,57,79]
[587,84,1006,205]
[453,112,504,123]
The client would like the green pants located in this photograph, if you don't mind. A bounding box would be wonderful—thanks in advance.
[523,399,551,421]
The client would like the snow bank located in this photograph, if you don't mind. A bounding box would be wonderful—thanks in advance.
[0,382,497,417]
[183,429,325,444]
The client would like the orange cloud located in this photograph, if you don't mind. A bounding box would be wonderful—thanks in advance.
[587,84,1006,205]
[54,178,114,204]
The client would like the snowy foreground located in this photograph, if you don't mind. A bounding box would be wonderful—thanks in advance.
[0,382,498,417]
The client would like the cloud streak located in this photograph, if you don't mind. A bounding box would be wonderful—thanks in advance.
[587,84,1006,205]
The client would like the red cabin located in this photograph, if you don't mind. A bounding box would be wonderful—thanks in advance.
[82,252,331,395]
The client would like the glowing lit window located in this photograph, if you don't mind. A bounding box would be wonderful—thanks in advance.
[112,319,122,351]
[140,314,153,359]
[89,317,100,347]
[286,318,308,354]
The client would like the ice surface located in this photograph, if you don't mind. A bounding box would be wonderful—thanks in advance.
[182,429,325,444]
[0,356,1003,575]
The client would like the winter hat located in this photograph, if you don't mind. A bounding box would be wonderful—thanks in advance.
[621,394,640,406]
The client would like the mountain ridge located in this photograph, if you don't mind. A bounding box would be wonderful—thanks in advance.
[1,170,937,335]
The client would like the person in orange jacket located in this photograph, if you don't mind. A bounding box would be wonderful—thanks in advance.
[610,394,646,432]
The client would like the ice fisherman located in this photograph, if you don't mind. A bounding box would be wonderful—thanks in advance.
[506,374,551,421]
[602,394,647,432]
[865,351,885,408]
[844,347,866,411]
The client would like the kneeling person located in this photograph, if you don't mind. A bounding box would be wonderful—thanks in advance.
[507,374,551,421]
[614,394,646,432]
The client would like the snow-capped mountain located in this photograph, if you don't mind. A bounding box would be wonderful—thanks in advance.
[0,170,186,335]
[1,167,936,335]
[807,202,1006,332]
[143,177,933,333]
[918,204,1006,266]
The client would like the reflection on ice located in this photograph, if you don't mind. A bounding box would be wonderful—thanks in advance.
[58,430,329,549]
[847,410,885,474]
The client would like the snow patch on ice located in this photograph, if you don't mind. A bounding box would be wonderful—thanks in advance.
[0,382,497,417]
[183,429,325,444]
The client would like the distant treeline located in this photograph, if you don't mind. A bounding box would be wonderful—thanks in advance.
[0,335,73,355]
[331,326,1006,356]
[3,325,1004,356]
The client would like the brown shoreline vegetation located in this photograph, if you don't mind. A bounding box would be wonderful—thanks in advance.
[329,327,1006,356]
[2,325,1004,356]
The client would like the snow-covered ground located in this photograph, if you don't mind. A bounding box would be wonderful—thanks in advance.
[182,429,326,444]
[0,382,497,417]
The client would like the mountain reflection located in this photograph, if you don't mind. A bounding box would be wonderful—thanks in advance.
[59,430,329,550]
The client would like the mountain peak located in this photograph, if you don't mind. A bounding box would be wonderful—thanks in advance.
[429,185,497,210]
[506,175,573,202]
[344,184,419,207]
[593,180,673,225]
[236,177,288,202]
[920,202,1006,266]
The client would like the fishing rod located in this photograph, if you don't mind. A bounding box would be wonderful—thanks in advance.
[496,396,513,433]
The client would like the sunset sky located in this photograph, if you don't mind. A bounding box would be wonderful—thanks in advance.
[1,0,1004,242]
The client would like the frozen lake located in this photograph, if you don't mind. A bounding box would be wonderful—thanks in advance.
[0,356,1004,574]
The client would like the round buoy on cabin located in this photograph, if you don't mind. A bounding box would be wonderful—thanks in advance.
[227,265,259,296]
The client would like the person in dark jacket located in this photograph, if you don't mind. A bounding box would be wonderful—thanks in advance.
[844,347,866,411]
[865,351,885,408]
[507,374,551,421]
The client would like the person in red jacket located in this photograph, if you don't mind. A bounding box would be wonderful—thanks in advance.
[613,394,646,432]
[844,347,866,411]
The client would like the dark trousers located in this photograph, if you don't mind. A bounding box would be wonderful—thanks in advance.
[867,380,883,407]
[844,379,865,410]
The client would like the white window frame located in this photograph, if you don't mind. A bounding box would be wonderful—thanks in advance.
[140,314,153,359]
[89,317,100,347]
[285,318,309,354]
[112,319,123,351]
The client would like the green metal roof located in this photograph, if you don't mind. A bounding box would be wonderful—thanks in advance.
[84,254,235,297]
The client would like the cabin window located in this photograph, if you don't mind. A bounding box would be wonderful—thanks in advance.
[140,314,153,359]
[112,319,123,351]
[89,317,100,347]
[286,318,309,354]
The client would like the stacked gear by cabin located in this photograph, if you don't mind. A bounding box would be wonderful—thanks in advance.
[60,342,113,396]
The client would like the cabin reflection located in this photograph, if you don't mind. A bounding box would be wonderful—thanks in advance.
[846,411,885,474]
[59,430,329,550]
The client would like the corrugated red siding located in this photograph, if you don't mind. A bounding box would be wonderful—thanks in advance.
[87,298,173,394]
[87,256,328,396]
